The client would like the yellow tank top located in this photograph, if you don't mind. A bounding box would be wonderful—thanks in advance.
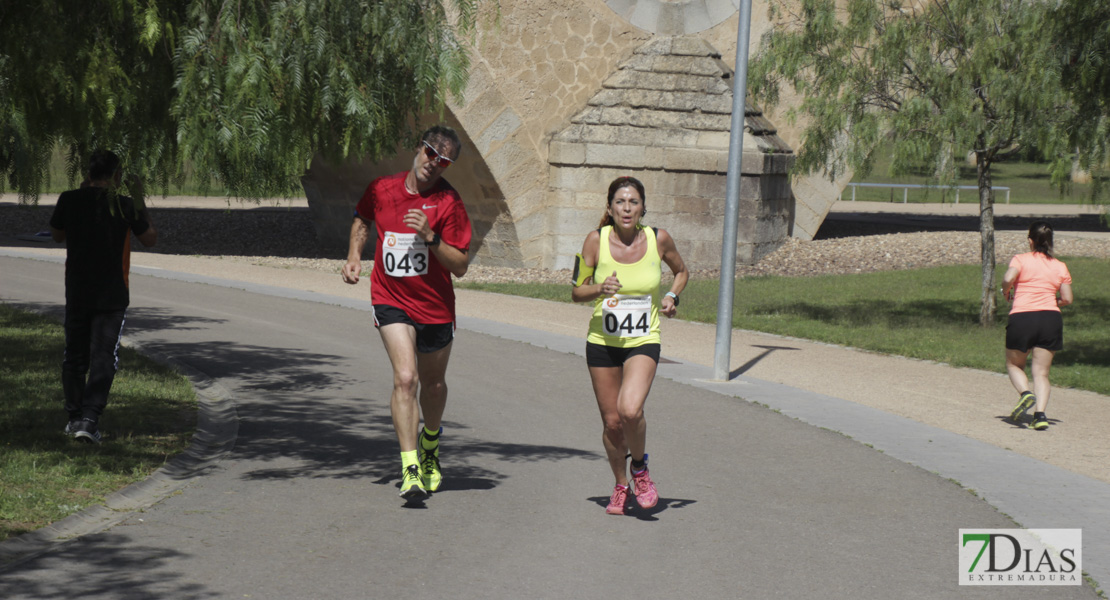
[587,225,662,347]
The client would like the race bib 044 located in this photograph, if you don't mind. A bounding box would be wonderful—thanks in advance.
[381,231,429,278]
[601,294,652,338]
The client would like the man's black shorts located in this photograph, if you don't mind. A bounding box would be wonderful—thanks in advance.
[373,304,454,354]
[1006,310,1064,352]
[585,342,661,368]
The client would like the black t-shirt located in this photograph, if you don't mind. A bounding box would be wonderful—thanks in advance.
[50,187,151,310]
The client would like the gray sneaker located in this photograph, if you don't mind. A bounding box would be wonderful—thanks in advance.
[73,419,102,444]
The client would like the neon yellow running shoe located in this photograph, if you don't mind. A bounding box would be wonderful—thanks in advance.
[1031,413,1049,431]
[420,448,442,492]
[1010,391,1036,423]
[419,428,442,492]
[399,464,428,501]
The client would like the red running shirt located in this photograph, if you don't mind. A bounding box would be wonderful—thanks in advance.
[1008,252,1071,315]
[355,172,472,324]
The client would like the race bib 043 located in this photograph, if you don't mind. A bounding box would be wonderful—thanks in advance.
[601,294,652,338]
[381,231,429,278]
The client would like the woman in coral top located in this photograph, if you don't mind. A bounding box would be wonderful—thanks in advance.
[1002,221,1074,430]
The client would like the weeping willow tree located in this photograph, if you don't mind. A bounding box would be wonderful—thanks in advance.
[1052,0,1110,203]
[750,0,1085,327]
[0,0,484,201]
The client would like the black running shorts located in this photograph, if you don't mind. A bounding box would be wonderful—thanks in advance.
[373,304,454,354]
[1006,310,1063,352]
[585,342,661,368]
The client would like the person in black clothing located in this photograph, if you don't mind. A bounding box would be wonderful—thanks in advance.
[49,150,157,443]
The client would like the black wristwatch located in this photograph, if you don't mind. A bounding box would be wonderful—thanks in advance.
[665,291,679,306]
[427,232,441,247]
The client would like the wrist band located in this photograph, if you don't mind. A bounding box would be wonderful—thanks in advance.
[665,291,679,306]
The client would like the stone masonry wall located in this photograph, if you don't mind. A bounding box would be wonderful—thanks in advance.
[301,0,825,270]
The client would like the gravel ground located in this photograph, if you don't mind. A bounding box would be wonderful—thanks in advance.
[4,205,1109,283]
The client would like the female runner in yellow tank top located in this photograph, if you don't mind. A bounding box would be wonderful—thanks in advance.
[571,176,688,515]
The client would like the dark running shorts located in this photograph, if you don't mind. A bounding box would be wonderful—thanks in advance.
[373,304,454,354]
[1006,310,1063,352]
[585,342,661,368]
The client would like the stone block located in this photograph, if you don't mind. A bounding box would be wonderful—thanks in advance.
[643,147,665,169]
[593,107,634,126]
[739,174,762,200]
[698,130,732,150]
[484,139,531,177]
[549,141,586,166]
[694,172,727,199]
[740,150,769,175]
[675,196,712,215]
[573,107,603,125]
[628,1,662,32]
[772,153,795,175]
[475,108,523,155]
[766,175,793,201]
[575,191,607,210]
[618,54,655,73]
[547,188,578,210]
[548,206,598,234]
[682,2,714,35]
[459,88,511,134]
[663,147,724,173]
[514,211,549,245]
[552,232,591,259]
[588,89,623,107]
[670,36,719,58]
[663,91,732,114]
[585,143,647,168]
[707,0,739,23]
[507,188,545,219]
[635,37,672,57]
[647,193,675,214]
[554,123,588,143]
[657,4,684,36]
[792,199,821,240]
[498,158,544,199]
[456,63,494,108]
[605,0,638,19]
[741,130,764,153]
[651,55,725,77]
[549,166,611,194]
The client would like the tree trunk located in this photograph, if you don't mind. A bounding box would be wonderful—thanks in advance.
[977,149,997,327]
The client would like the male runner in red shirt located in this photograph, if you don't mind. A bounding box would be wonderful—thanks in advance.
[342,126,471,502]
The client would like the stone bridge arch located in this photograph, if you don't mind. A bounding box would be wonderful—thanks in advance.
[300,0,845,268]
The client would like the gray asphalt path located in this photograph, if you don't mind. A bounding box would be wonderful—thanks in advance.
[0,254,1101,598]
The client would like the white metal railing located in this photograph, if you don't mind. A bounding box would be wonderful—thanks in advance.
[842,182,1011,204]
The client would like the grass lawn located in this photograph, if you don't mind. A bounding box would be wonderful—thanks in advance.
[845,143,1094,205]
[0,304,196,542]
[459,256,1110,396]
[38,147,305,199]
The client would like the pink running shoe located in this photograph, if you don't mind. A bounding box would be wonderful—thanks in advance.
[630,456,658,509]
[606,484,630,515]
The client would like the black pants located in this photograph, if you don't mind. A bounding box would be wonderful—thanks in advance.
[62,306,126,422]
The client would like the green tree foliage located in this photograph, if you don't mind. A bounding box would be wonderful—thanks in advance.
[1,0,482,201]
[750,0,1076,326]
[1052,0,1110,193]
[0,1,183,200]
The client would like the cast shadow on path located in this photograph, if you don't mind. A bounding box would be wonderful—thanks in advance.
[0,534,216,600]
[586,496,697,522]
[730,344,801,380]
